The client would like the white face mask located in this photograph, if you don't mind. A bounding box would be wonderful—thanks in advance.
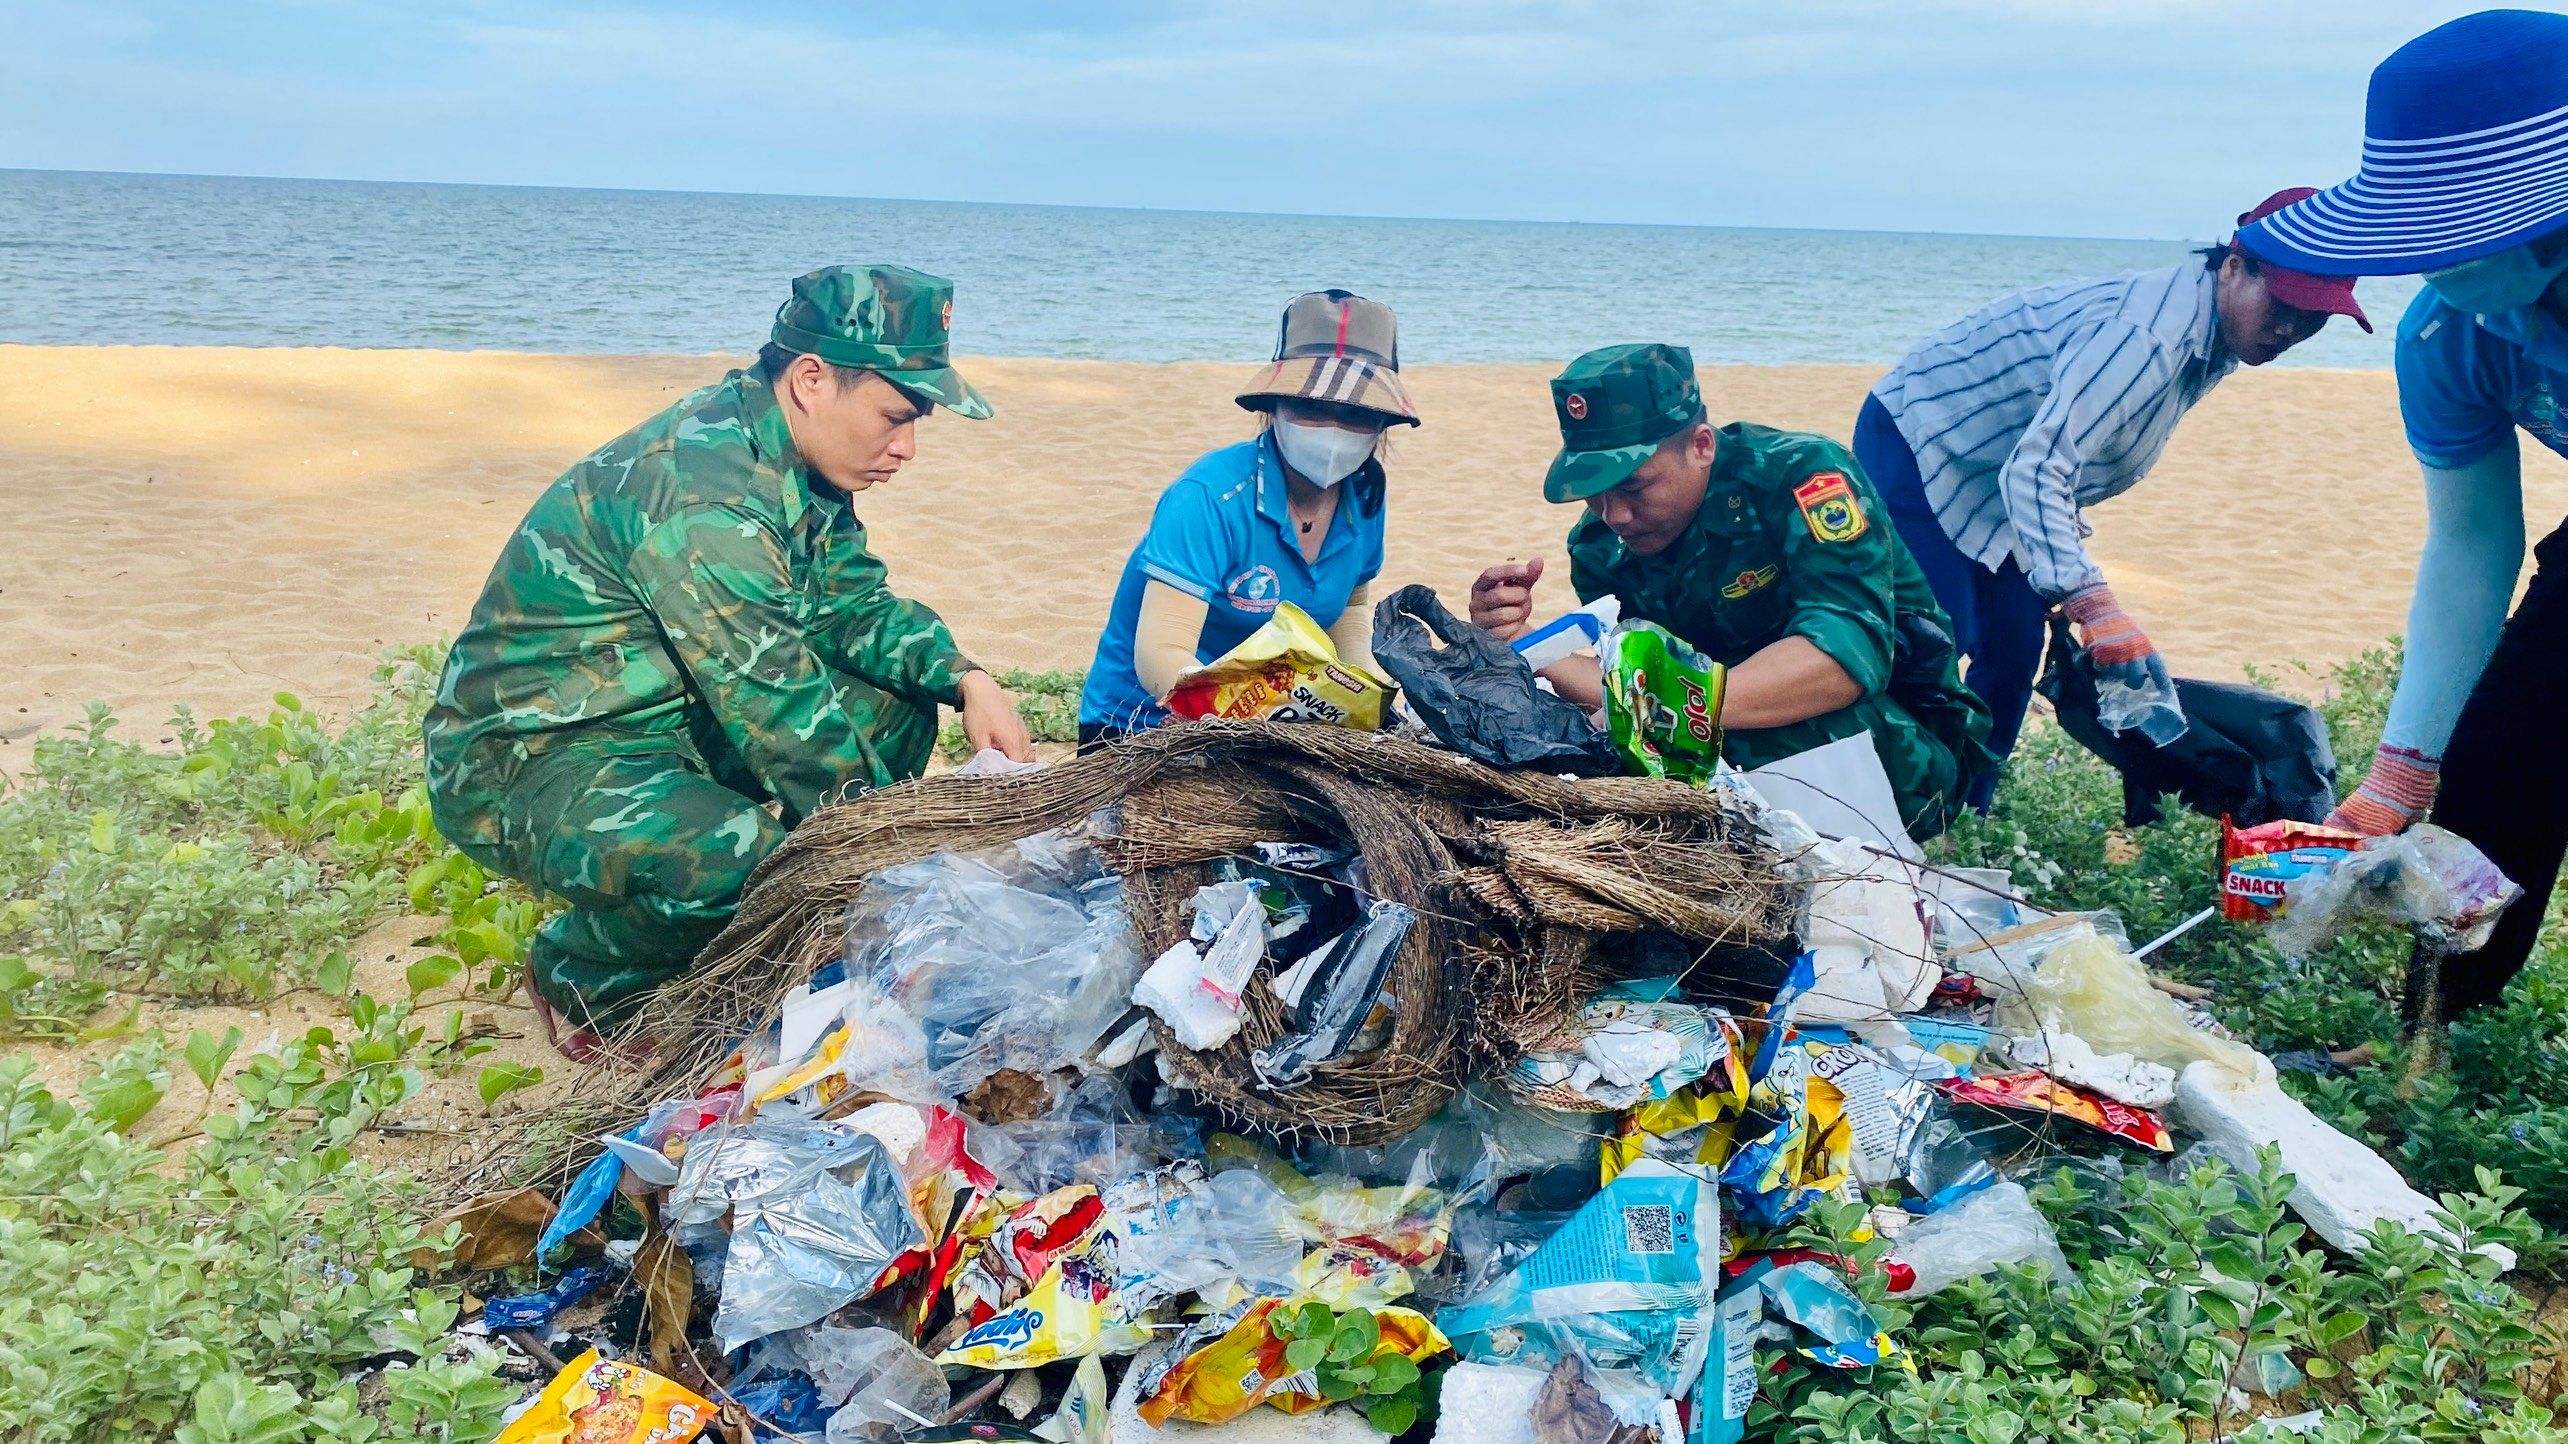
[1270,416,1380,488]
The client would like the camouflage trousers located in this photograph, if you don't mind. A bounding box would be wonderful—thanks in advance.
[459,703,935,1029]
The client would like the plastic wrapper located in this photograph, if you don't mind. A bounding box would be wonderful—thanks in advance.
[1035,1354,1111,1444]
[2094,667,2187,746]
[1884,1179,2068,1296]
[483,1262,611,1331]
[1165,601,1393,729]
[1599,620,1727,783]
[783,1327,951,1438]
[951,1184,1107,1325]
[2267,823,2521,957]
[1718,1031,1853,1227]
[1112,1164,1305,1308]
[1369,583,1620,774]
[2220,818,2361,923]
[1134,880,1267,1052]
[666,1116,927,1352]
[1697,1281,1767,1444]
[1253,898,1414,1086]
[1745,1258,1897,1369]
[935,1216,1147,1368]
[1994,931,2266,1083]
[1935,1070,2174,1153]
[493,1348,714,1444]
[732,1373,830,1439]
[1794,841,1939,1022]
[841,834,1141,1099]
[1439,1159,1719,1398]
[1135,1298,1449,1425]
[1506,983,1735,1113]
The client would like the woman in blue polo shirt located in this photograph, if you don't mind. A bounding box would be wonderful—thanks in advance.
[2242,8,2568,1026]
[1079,291,1418,745]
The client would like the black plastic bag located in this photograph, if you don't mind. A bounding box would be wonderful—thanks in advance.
[1370,584,1621,775]
[2037,615,2336,827]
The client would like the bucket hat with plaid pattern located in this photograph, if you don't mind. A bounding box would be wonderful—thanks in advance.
[1234,290,1420,427]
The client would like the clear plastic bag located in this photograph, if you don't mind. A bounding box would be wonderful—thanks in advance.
[668,1116,927,1352]
[2268,823,2521,958]
[841,832,1142,1097]
[1994,931,2265,1083]
[800,1325,951,1437]
[1252,898,1414,1085]
[1113,1164,1308,1306]
[1886,1179,2069,1297]
[2095,664,2188,746]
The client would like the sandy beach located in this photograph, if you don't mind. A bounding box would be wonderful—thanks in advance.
[7,343,2564,740]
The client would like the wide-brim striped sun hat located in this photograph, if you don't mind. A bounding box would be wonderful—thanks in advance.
[2240,9,2568,277]
[1236,289,1420,426]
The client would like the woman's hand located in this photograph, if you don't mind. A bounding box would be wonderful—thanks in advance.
[958,670,1035,761]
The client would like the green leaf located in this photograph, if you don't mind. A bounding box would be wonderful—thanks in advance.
[405,954,462,998]
[476,1061,543,1107]
[1364,1395,1418,1437]
[2197,1291,2242,1332]
[1295,1301,1335,1340]
[1327,1310,1381,1363]
[1284,1338,1327,1374]
[184,1027,244,1090]
[1318,1373,1362,1404]
[2315,1311,2368,1347]
[1369,1354,1420,1392]
[89,811,118,854]
[2204,1242,2261,1281]
[316,950,355,997]
[84,1072,166,1134]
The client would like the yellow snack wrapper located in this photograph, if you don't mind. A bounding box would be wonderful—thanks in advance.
[934,1221,1147,1369]
[493,1348,712,1444]
[1163,602,1391,730]
[1138,1299,1448,1426]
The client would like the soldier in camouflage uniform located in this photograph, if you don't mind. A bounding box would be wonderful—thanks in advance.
[1470,344,1994,839]
[426,265,1033,1051]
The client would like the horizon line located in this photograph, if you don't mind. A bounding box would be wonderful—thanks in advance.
[1,164,2212,249]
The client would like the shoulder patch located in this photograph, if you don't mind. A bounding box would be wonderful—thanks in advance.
[1792,470,1868,544]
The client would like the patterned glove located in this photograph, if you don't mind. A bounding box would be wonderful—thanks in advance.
[2325,744,2440,836]
[2061,583,2158,682]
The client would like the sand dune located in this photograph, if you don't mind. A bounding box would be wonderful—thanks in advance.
[6,344,2564,745]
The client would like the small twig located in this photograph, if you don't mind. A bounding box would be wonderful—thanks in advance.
[504,1327,566,1375]
[936,1373,1009,1425]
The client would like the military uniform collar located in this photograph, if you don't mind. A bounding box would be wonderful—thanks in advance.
[740,364,821,530]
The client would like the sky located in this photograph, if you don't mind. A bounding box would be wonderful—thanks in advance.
[0,0,2534,239]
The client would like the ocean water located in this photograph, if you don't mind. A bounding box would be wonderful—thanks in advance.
[0,168,2417,367]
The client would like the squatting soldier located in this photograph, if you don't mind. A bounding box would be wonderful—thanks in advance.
[426,265,1033,1057]
[1469,343,1993,839]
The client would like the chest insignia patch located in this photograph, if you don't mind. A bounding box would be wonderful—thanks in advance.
[1225,564,1283,613]
[1792,471,1868,544]
[1721,563,1778,600]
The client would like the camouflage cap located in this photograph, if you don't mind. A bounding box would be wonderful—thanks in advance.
[770,265,992,420]
[1543,343,1703,502]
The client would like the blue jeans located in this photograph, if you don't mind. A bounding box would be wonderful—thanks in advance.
[1852,395,2046,811]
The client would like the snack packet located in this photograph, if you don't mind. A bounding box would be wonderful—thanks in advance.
[1164,602,1393,729]
[1599,620,1727,783]
[1934,1070,2174,1153]
[2220,817,2361,922]
[1137,1299,1448,1425]
[935,1220,1148,1368]
[494,1348,713,1444]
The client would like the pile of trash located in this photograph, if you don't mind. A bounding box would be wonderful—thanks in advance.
[453,611,2527,1444]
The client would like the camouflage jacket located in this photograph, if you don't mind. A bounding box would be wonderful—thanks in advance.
[425,365,973,843]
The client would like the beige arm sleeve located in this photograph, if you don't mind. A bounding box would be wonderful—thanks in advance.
[1135,579,1212,701]
[1326,581,1378,674]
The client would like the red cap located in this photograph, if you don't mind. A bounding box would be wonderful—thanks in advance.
[2236,188,2373,333]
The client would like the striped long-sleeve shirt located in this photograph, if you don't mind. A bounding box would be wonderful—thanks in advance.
[1868,263,2237,600]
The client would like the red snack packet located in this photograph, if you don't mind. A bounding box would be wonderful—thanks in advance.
[1934,1071,2174,1153]
[2220,817,2360,922]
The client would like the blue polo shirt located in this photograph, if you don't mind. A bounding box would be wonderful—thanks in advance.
[2397,288,2568,469]
[1080,434,1387,731]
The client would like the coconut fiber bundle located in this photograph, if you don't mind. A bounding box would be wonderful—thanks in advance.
[467,721,1794,1188]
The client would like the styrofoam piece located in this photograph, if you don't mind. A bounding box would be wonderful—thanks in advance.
[2019,1028,2177,1109]
[1107,1339,1383,1444]
[1426,1361,1546,1444]
[839,1101,929,1169]
[2171,1061,2516,1271]
[1793,839,1937,1023]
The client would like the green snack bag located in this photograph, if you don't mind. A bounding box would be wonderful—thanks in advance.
[1600,621,1727,782]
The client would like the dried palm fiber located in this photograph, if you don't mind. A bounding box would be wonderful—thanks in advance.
[445,720,1793,1191]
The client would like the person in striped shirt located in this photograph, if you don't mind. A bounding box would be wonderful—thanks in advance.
[1854,190,2369,808]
